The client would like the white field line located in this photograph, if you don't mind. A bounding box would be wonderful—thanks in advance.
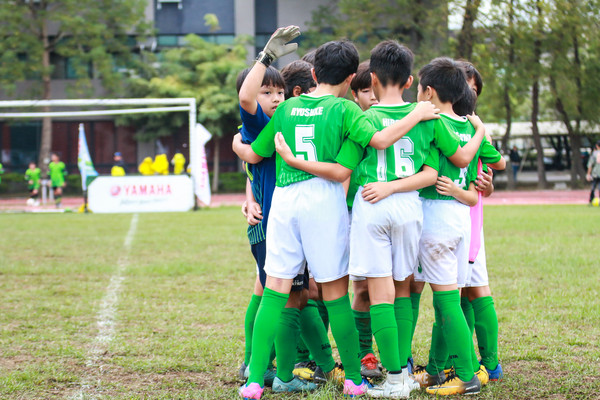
[73,213,138,399]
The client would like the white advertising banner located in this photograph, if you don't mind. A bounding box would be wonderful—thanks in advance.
[88,175,194,213]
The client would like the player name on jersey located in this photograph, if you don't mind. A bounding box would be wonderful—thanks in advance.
[290,107,324,117]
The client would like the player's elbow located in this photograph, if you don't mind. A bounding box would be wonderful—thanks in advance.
[448,152,470,169]
[368,134,391,150]
[333,166,353,183]
[489,158,506,171]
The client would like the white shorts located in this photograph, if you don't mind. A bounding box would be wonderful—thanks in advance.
[264,177,349,283]
[349,188,422,281]
[465,228,489,287]
[415,199,471,287]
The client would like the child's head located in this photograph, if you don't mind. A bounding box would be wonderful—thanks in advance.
[313,40,359,86]
[452,61,483,116]
[281,60,316,100]
[370,40,414,88]
[29,161,36,169]
[301,50,316,65]
[51,153,60,162]
[236,65,285,117]
[417,57,474,112]
[350,61,377,111]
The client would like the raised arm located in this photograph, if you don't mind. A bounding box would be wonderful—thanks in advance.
[232,133,264,164]
[275,132,352,182]
[369,101,440,150]
[361,166,438,204]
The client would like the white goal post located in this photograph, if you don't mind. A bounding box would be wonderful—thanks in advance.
[0,98,200,203]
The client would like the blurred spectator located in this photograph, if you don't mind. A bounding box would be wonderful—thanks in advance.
[111,152,126,176]
[509,146,521,180]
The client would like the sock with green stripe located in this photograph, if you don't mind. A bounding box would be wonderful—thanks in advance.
[275,307,301,382]
[433,290,475,382]
[244,294,261,365]
[371,303,402,372]
[472,296,499,370]
[300,300,335,372]
[353,309,374,358]
[394,297,413,368]
[248,288,289,386]
[409,292,421,359]
[325,294,362,385]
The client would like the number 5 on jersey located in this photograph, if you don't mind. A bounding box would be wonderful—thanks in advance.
[295,125,317,161]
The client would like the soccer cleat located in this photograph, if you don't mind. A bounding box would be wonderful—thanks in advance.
[407,357,414,374]
[484,362,503,381]
[272,376,317,392]
[26,198,34,206]
[243,365,276,387]
[411,364,446,388]
[293,360,317,381]
[425,372,481,396]
[367,369,419,399]
[238,382,264,399]
[323,362,345,385]
[360,353,383,378]
[238,362,247,382]
[475,364,489,386]
[343,378,370,397]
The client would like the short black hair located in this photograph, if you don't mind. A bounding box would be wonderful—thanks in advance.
[314,40,359,85]
[452,85,477,116]
[458,60,483,96]
[351,61,372,92]
[370,40,414,87]
[281,60,316,100]
[235,65,285,94]
[301,50,316,65]
[418,57,470,105]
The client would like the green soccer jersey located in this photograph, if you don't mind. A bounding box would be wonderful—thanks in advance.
[354,103,459,186]
[251,94,377,187]
[25,168,41,189]
[0,162,3,184]
[49,161,66,187]
[419,114,501,200]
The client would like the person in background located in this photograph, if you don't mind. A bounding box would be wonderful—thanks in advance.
[48,153,67,208]
[111,152,126,176]
[586,140,600,204]
[509,146,521,181]
[25,162,41,206]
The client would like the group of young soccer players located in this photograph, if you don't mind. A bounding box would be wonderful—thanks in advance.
[232,25,506,399]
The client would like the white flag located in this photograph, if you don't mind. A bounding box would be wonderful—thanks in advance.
[193,123,212,206]
[77,123,98,191]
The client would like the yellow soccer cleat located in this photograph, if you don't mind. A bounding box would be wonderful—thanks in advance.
[293,361,317,381]
[425,372,481,396]
[412,365,446,388]
[475,364,490,386]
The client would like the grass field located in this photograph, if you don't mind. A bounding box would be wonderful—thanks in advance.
[0,205,599,399]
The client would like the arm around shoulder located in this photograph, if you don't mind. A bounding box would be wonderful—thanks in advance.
[232,133,264,164]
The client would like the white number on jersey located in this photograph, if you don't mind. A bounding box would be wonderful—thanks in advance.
[295,125,317,162]
[393,137,415,178]
[454,167,468,189]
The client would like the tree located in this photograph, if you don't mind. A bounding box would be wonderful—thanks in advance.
[0,0,150,173]
[123,34,248,192]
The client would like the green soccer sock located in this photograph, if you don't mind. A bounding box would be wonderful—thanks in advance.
[296,337,311,364]
[461,295,475,337]
[433,290,475,382]
[394,297,413,368]
[316,300,330,332]
[371,303,402,372]
[275,307,301,382]
[244,294,262,365]
[300,300,335,372]
[472,296,499,370]
[427,305,448,375]
[325,294,362,385]
[248,288,289,386]
[409,292,421,359]
[353,309,374,358]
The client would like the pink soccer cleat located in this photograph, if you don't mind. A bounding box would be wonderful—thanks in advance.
[343,378,369,397]
[239,382,264,399]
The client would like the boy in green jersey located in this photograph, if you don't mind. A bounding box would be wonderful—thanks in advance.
[49,153,67,208]
[234,39,440,399]
[25,162,41,206]
[407,57,504,396]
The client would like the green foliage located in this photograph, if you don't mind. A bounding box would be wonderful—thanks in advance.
[209,171,246,193]
[121,34,249,142]
[0,0,151,98]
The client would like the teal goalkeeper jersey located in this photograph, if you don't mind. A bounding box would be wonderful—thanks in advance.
[419,114,502,200]
[354,103,460,186]
[251,94,377,187]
